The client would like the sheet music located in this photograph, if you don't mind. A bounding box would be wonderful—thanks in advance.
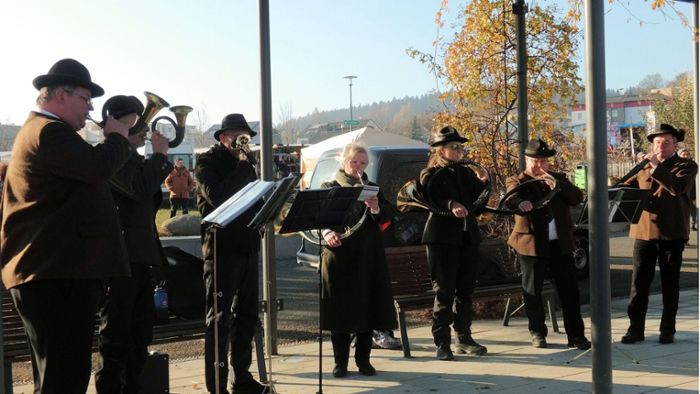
[357,185,379,202]
[202,180,275,227]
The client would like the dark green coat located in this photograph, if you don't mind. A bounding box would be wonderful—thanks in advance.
[320,171,397,333]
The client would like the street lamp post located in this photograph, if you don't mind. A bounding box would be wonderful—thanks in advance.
[344,75,357,130]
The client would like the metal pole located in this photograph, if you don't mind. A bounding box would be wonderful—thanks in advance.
[513,0,529,171]
[258,0,278,355]
[344,75,357,131]
[693,0,699,249]
[584,1,613,392]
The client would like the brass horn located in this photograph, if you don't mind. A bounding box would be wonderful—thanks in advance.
[152,104,193,148]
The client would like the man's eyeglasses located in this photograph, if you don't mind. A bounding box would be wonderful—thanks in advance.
[64,89,92,106]
[446,143,464,152]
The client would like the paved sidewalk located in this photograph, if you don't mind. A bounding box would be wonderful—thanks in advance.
[15,289,696,394]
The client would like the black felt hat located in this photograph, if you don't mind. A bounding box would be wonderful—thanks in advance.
[524,138,556,158]
[32,58,104,97]
[103,95,144,120]
[430,126,468,147]
[213,113,257,141]
[646,123,685,143]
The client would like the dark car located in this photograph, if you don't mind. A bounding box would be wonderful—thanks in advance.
[296,145,430,268]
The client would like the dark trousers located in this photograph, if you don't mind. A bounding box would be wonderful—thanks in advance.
[204,252,259,394]
[169,197,189,217]
[95,265,154,394]
[330,331,372,367]
[10,278,103,394]
[425,241,479,348]
[627,239,685,335]
[519,240,585,340]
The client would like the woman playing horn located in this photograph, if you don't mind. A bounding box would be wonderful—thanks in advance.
[419,126,489,361]
[319,143,397,378]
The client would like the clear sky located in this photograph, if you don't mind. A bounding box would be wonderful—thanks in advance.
[0,0,694,129]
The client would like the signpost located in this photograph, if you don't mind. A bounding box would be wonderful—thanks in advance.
[343,120,360,126]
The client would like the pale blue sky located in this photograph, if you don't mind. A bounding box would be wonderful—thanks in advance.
[0,1,694,128]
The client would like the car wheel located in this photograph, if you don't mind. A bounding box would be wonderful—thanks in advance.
[573,232,589,279]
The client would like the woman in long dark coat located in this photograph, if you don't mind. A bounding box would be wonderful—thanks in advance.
[420,126,488,361]
[320,143,397,378]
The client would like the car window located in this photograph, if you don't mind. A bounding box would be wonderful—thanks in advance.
[376,154,428,207]
[309,157,340,189]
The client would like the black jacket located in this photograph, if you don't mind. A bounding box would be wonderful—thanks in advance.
[319,173,397,333]
[420,164,485,246]
[111,151,173,266]
[195,143,260,258]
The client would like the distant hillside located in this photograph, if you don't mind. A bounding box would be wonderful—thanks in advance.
[278,92,445,144]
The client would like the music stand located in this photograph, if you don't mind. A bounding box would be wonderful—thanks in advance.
[576,187,651,226]
[245,173,303,393]
[202,179,275,394]
[276,186,363,394]
[568,186,651,366]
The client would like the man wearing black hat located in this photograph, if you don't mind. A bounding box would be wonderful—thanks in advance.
[505,138,591,350]
[195,114,266,393]
[94,95,173,393]
[620,124,697,345]
[0,58,133,393]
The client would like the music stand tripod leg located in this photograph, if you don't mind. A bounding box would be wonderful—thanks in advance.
[316,228,324,394]
[213,227,221,394]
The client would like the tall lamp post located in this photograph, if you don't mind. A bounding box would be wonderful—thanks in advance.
[344,75,357,130]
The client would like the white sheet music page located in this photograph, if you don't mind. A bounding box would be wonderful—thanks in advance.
[357,185,379,202]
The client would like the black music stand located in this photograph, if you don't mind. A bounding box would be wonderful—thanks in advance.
[277,186,363,394]
[202,179,275,394]
[576,187,651,226]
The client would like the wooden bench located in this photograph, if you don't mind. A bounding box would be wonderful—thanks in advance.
[385,245,559,358]
[1,290,267,393]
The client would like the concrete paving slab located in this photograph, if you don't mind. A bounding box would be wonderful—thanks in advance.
[11,289,697,394]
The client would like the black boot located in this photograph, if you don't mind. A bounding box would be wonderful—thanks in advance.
[354,331,376,376]
[331,331,351,378]
[455,333,487,356]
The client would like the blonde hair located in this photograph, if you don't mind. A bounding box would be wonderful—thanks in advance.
[427,146,456,168]
[340,143,368,167]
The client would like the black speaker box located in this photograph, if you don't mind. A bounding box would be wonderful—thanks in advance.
[139,351,169,393]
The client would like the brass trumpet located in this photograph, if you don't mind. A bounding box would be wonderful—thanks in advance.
[234,134,251,153]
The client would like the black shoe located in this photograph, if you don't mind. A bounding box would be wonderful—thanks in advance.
[621,331,644,344]
[357,362,376,376]
[436,346,454,361]
[333,363,348,378]
[455,336,488,356]
[531,335,547,348]
[659,331,674,344]
[232,379,267,394]
[567,336,591,350]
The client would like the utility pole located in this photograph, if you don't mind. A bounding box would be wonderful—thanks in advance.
[344,75,357,131]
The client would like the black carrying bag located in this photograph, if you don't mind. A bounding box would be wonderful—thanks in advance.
[161,246,205,320]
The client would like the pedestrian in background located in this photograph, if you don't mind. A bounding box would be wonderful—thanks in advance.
[165,158,194,217]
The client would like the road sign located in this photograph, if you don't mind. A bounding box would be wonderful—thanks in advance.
[343,120,360,126]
